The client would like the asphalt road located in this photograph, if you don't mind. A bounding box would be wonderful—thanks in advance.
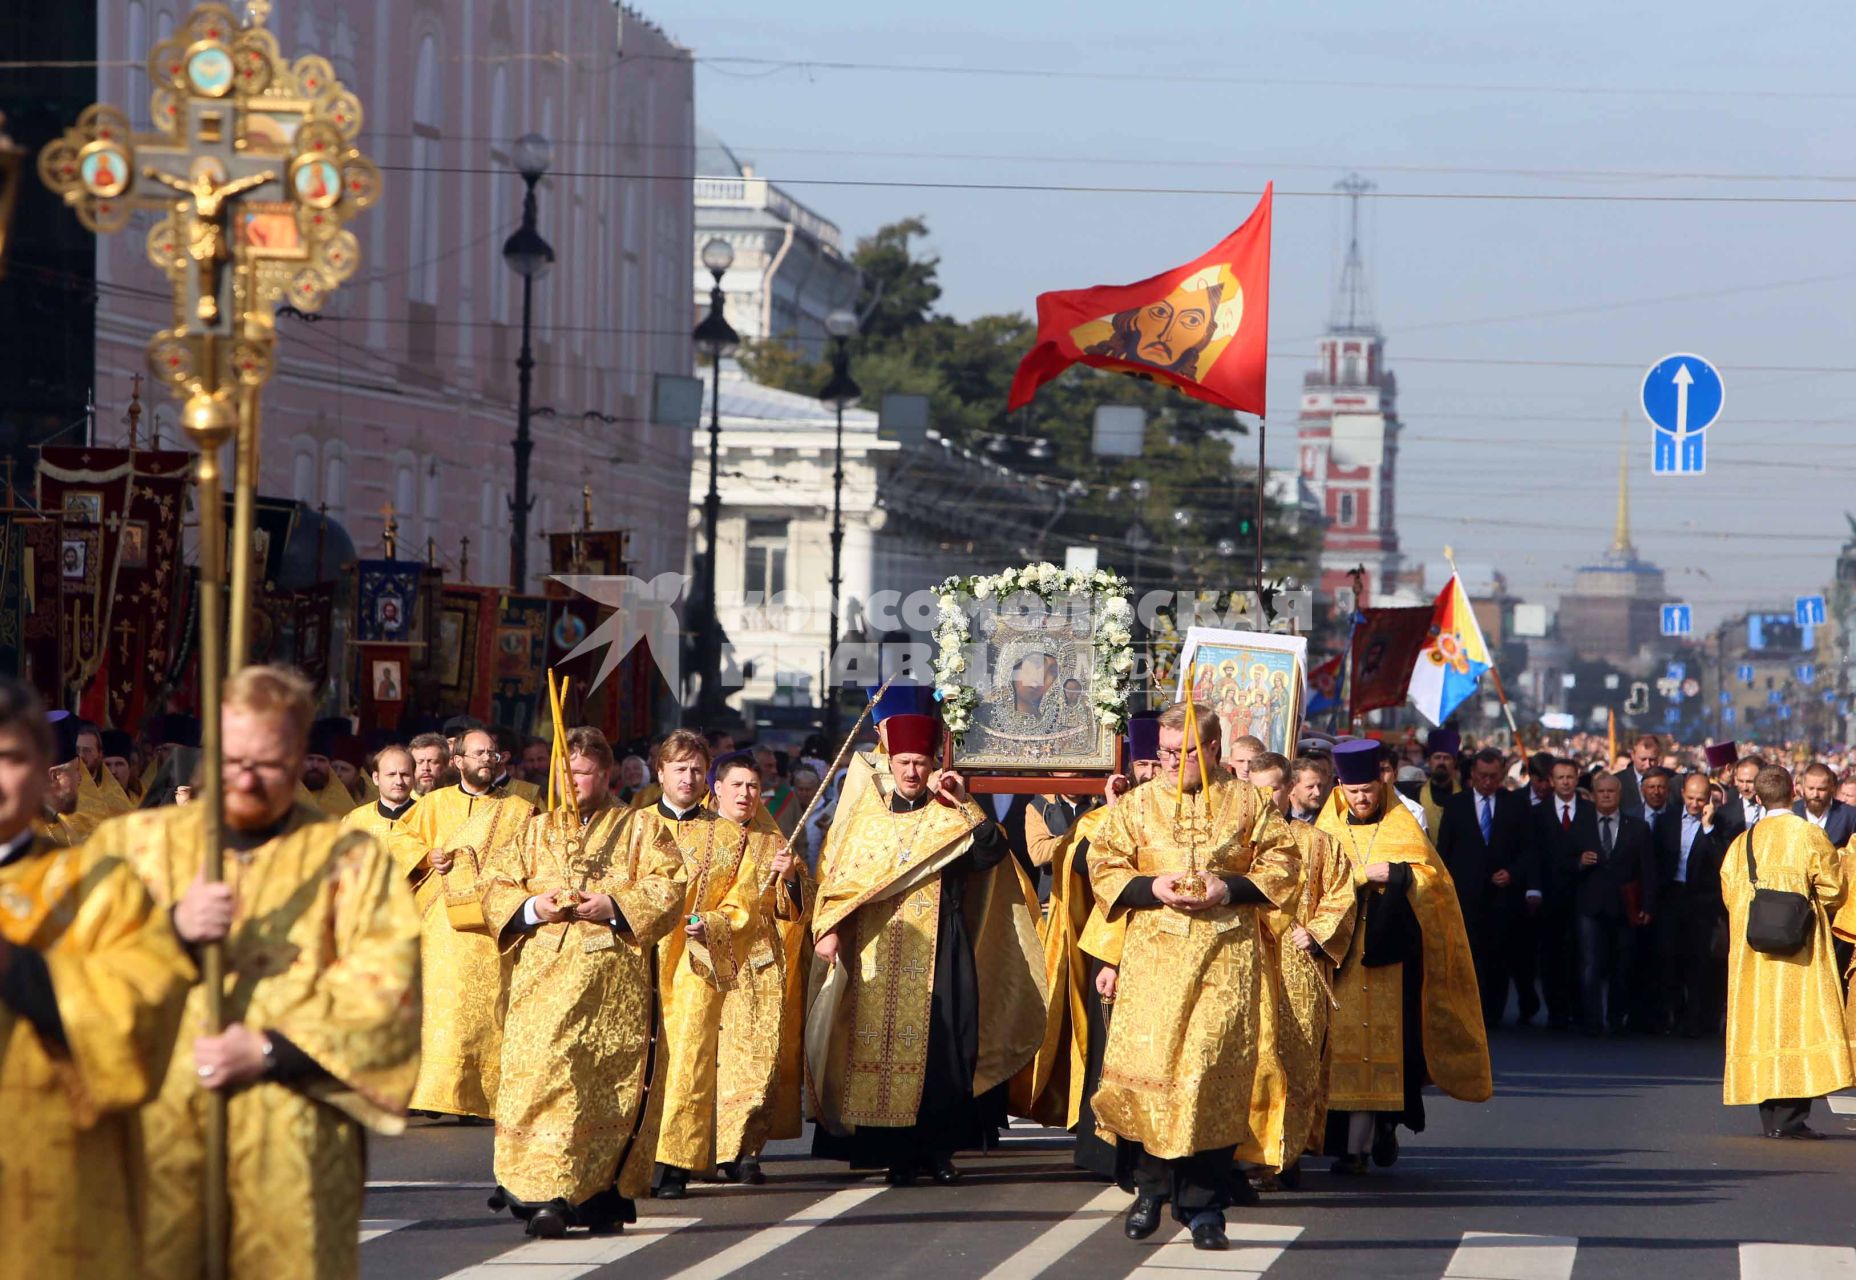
[359,1027,1856,1280]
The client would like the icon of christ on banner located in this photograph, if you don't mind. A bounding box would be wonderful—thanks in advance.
[1071,263,1244,385]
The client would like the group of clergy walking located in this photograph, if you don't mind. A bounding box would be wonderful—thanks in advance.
[10,663,1856,1280]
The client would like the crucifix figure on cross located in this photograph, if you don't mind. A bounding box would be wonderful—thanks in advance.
[142,164,276,323]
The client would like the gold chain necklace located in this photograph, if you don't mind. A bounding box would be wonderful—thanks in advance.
[1339,810,1383,870]
[888,803,934,867]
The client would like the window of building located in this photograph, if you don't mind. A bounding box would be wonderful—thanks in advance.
[744,517,788,599]
[1337,492,1356,526]
[408,34,442,307]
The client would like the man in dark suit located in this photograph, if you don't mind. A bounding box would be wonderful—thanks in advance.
[1437,747,1535,1026]
[1525,757,1591,1029]
[1654,773,1728,1037]
[1631,766,1680,1030]
[1714,754,1766,843]
[1569,773,1656,1036]
[1792,762,1856,848]
[1612,733,1662,819]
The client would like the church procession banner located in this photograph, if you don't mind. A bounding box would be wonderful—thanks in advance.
[36,446,191,726]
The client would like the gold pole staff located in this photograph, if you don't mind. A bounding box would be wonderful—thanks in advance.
[38,6,381,1276]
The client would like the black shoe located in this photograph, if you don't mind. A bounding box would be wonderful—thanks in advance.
[1371,1124,1400,1168]
[1277,1161,1302,1191]
[1329,1154,1369,1176]
[1246,1171,1280,1193]
[486,1187,508,1212]
[655,1168,689,1200]
[1190,1216,1229,1251]
[885,1163,917,1187]
[716,1162,741,1183]
[738,1158,766,1185]
[1124,1195,1164,1240]
[1229,1173,1260,1207]
[929,1156,961,1185]
[526,1207,569,1238]
[1776,1126,1828,1140]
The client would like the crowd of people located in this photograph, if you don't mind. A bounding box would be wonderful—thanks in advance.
[6,672,1855,1280]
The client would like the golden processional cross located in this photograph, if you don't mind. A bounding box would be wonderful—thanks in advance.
[36,6,378,1278]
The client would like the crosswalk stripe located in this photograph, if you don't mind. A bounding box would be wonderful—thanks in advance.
[358,1219,417,1244]
[1129,1222,1302,1277]
[1739,1244,1856,1280]
[435,1215,691,1279]
[977,1185,1127,1279]
[659,1186,887,1280]
[1824,1093,1856,1116]
[1443,1232,1578,1280]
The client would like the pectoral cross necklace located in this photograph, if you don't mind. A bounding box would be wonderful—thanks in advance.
[888,805,932,867]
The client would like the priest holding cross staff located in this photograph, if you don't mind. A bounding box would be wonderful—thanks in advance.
[39,5,397,1280]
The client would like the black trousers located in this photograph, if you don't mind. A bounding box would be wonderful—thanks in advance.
[1120,1141,1237,1224]
[1758,1097,1812,1135]
[1474,896,1541,1025]
[1656,884,1724,1036]
[1537,904,1577,1026]
[1576,913,1632,1034]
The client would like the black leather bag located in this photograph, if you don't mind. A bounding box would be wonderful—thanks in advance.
[1743,820,1813,955]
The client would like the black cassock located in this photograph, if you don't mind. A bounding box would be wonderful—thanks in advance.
[812,790,1010,1168]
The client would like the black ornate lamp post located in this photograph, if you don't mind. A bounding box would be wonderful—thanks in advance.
[818,308,862,747]
[692,237,738,723]
[501,131,553,589]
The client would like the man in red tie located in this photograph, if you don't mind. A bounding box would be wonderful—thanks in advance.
[1525,758,1592,1031]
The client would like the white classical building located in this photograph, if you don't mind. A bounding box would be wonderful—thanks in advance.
[691,366,1060,725]
[693,129,863,357]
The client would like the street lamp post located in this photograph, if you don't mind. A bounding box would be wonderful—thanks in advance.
[819,308,863,748]
[693,238,739,724]
[501,132,553,590]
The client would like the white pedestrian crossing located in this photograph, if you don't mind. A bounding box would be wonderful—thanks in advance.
[1739,1244,1856,1280]
[976,1185,1127,1279]
[433,1215,691,1279]
[1824,1093,1856,1116]
[659,1185,887,1280]
[359,1218,418,1244]
[1128,1222,1302,1278]
[1443,1232,1578,1280]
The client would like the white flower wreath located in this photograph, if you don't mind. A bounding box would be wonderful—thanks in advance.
[932,562,1135,746]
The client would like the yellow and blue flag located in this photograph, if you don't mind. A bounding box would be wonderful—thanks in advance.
[1408,573,1491,727]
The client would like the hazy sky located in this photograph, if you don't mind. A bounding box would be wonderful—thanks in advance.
[667,0,1856,627]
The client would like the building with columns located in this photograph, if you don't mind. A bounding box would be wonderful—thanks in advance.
[93,0,696,590]
[1295,178,1406,607]
[693,128,862,358]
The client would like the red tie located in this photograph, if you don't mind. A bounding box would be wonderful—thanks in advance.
[1561,805,1571,830]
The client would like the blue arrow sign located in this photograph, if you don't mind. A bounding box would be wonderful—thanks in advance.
[1723,707,1736,725]
[1795,595,1827,627]
[1721,690,1733,705]
[1778,704,1793,721]
[1768,689,1785,705]
[1666,662,1687,682]
[1660,603,1692,637]
[1797,663,1816,685]
[1736,664,1755,684]
[1824,690,1838,705]
[1642,353,1723,477]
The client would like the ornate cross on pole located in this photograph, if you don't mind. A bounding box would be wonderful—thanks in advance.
[36,7,377,1278]
[380,502,398,560]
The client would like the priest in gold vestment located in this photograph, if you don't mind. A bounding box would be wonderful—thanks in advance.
[1085,702,1299,1251]
[480,727,685,1236]
[101,666,421,1280]
[808,712,1046,1185]
[0,682,193,1280]
[400,725,537,1118]
[1316,739,1490,1177]
[338,745,420,850]
[1242,752,1356,1191]
[709,751,811,1185]
[300,719,359,817]
[1720,765,1853,1138]
[647,731,763,1198]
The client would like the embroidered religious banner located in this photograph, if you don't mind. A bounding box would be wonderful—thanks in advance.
[18,518,66,707]
[294,582,335,692]
[490,594,549,734]
[431,586,501,722]
[1008,185,1273,414]
[356,559,423,643]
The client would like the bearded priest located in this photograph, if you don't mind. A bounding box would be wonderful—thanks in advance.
[807,712,1045,1186]
[1316,738,1490,1177]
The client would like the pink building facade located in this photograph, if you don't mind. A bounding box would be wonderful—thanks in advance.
[94,0,696,589]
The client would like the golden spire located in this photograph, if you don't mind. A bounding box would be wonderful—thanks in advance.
[1610,411,1632,554]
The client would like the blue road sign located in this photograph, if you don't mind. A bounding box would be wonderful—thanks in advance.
[1795,595,1827,627]
[1664,707,1680,726]
[1666,662,1687,682]
[1660,603,1692,637]
[1642,353,1723,477]
[1736,664,1755,684]
[1797,663,1816,685]
[1768,689,1785,705]
[1824,690,1839,705]
[1723,707,1736,725]
[1778,704,1793,721]
[1721,690,1733,705]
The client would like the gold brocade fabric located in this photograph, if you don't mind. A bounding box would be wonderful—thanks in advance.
[1240,822,1358,1170]
[646,807,762,1170]
[1719,814,1854,1105]
[298,775,357,818]
[339,802,429,877]
[808,785,1047,1133]
[1011,804,1105,1128]
[0,839,192,1280]
[399,784,536,1116]
[479,804,685,1204]
[98,803,421,1280]
[36,809,91,848]
[79,763,134,818]
[1084,775,1299,1159]
[1418,780,1456,841]
[716,826,814,1163]
[1317,787,1491,1112]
